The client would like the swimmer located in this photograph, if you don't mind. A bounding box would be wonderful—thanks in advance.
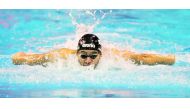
[12,34,175,68]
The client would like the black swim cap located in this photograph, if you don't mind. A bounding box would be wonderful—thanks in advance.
[78,34,101,51]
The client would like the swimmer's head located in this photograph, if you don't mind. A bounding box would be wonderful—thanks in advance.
[77,34,101,52]
[77,34,102,68]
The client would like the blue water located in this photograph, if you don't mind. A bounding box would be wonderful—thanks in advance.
[0,10,190,98]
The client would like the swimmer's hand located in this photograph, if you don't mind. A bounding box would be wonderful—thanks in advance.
[12,52,27,65]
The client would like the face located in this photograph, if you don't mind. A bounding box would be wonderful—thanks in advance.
[77,50,101,67]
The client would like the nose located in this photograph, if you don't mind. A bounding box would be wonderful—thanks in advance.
[85,57,93,64]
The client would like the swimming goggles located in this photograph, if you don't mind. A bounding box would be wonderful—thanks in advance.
[80,54,98,59]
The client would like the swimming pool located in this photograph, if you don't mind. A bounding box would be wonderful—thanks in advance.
[0,9,190,98]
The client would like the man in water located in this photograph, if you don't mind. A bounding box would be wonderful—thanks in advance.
[12,34,175,68]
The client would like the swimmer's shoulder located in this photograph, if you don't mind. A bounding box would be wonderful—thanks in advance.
[103,47,133,56]
[59,48,77,54]
[47,48,77,59]
[50,48,76,54]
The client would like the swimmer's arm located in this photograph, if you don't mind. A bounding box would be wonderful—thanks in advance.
[122,51,175,65]
[12,48,76,65]
[12,52,49,65]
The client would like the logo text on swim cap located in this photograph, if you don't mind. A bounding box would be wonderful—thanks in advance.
[82,44,95,48]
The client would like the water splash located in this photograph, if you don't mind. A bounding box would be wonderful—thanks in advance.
[62,10,112,49]
[69,10,112,38]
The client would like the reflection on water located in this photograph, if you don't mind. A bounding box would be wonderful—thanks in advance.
[2,88,190,98]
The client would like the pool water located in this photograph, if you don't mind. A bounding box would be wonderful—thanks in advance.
[0,10,190,98]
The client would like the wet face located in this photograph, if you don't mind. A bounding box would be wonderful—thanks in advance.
[77,50,101,67]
